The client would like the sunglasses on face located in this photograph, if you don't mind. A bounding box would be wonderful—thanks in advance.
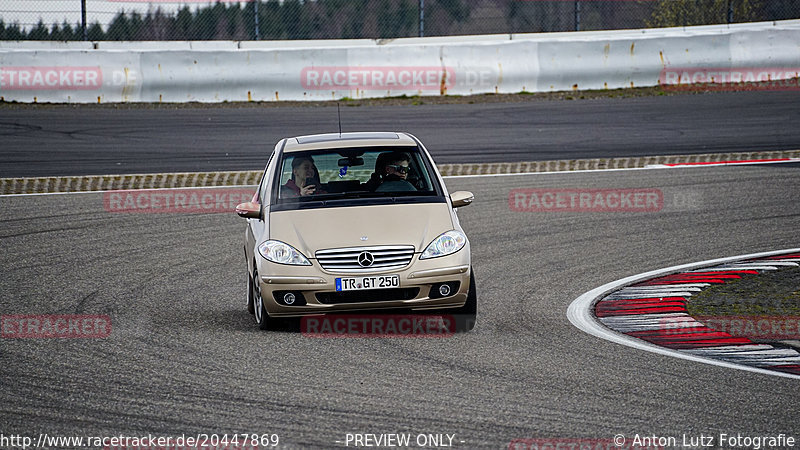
[388,164,410,174]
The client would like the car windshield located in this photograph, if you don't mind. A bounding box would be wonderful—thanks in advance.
[272,146,443,206]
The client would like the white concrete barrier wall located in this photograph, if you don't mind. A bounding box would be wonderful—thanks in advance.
[1,20,799,103]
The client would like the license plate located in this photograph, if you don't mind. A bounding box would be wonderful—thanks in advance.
[336,275,400,291]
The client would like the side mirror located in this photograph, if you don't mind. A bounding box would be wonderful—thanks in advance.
[235,201,261,219]
[450,191,474,208]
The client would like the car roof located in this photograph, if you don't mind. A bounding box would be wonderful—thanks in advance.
[283,132,418,153]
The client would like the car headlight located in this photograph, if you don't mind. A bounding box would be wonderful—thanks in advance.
[258,240,312,266]
[420,230,467,260]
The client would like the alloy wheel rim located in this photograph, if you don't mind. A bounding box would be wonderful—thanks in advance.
[254,270,263,323]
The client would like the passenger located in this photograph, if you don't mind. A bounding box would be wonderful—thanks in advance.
[283,156,325,197]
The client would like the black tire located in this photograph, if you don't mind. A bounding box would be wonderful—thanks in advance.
[449,269,477,332]
[247,270,255,315]
[252,267,275,330]
[251,267,300,332]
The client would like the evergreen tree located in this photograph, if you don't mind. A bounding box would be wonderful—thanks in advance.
[377,0,416,38]
[7,23,25,40]
[174,7,193,40]
[55,21,76,40]
[27,20,49,40]
[284,0,308,39]
[107,11,131,40]
[649,0,763,27]
[437,0,470,22]
[87,22,104,40]
[259,1,287,39]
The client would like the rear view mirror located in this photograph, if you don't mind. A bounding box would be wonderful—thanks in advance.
[450,191,474,208]
[339,157,364,167]
[235,201,261,219]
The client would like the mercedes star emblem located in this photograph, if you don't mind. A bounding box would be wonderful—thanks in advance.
[357,251,375,267]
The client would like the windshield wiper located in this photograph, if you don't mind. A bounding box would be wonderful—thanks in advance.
[308,191,392,200]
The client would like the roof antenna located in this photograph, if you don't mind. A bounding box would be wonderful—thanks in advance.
[337,102,342,137]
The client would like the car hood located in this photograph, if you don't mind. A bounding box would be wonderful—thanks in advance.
[269,203,454,257]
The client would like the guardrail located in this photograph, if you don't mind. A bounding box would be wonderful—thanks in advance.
[1,20,799,103]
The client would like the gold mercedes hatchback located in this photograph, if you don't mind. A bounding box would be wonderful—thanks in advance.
[236,132,476,331]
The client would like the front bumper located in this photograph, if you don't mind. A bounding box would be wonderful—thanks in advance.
[257,251,471,318]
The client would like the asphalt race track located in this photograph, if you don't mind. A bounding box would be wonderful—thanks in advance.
[1,163,798,448]
[2,90,800,177]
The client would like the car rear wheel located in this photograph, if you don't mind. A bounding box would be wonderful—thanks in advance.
[448,268,477,332]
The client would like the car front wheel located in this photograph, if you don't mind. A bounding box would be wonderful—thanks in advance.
[448,269,477,332]
[251,267,273,330]
[247,269,255,315]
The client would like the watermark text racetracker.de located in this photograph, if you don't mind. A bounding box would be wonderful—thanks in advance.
[300,66,494,92]
[301,314,455,338]
[1,314,111,339]
[509,188,663,213]
[103,188,255,214]
[0,433,278,449]
[0,66,102,90]
[0,66,137,91]
[659,67,800,92]
[662,315,800,340]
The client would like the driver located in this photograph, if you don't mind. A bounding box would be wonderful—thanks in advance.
[376,152,416,192]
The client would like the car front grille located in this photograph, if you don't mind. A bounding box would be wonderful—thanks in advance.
[315,245,415,273]
[316,288,420,304]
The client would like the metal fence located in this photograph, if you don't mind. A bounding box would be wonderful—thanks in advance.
[2,0,800,41]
